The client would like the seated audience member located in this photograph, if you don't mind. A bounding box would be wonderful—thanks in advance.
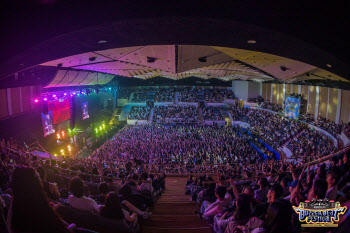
[100,192,137,226]
[196,186,231,220]
[93,182,109,204]
[9,166,71,233]
[36,166,60,200]
[326,167,340,201]
[68,177,100,214]
[254,178,269,202]
[244,200,295,233]
[214,193,252,233]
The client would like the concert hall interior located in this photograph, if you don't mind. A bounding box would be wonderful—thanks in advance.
[1,1,350,233]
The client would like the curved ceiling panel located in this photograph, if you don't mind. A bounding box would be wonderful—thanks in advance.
[41,45,347,84]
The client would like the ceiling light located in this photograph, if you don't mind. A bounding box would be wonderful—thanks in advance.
[98,40,107,44]
[247,40,256,44]
[326,64,332,68]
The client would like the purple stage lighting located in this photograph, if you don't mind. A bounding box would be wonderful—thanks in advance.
[34,99,39,103]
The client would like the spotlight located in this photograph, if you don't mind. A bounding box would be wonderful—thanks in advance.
[54,154,57,157]
[280,66,287,71]
[64,93,67,96]
[34,99,39,103]
[53,95,56,97]
[198,57,207,62]
[99,126,102,130]
[147,57,156,63]
[89,57,96,62]
[43,98,47,101]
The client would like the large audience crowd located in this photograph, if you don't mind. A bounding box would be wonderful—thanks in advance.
[202,106,226,121]
[260,102,283,112]
[301,113,343,137]
[189,151,350,233]
[155,88,175,102]
[152,105,199,124]
[1,89,350,233]
[121,87,235,103]
[128,106,151,120]
[247,109,303,148]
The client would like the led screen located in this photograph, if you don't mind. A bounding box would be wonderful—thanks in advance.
[48,98,70,124]
[285,97,301,120]
[41,111,55,137]
[82,102,89,120]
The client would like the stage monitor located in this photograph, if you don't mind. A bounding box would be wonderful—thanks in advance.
[285,96,300,120]
[48,97,70,124]
[41,111,55,137]
[82,102,89,120]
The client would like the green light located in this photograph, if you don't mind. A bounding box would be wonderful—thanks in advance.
[103,124,105,129]
[95,128,98,132]
[99,126,102,130]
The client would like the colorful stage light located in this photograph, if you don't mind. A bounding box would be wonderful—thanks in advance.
[34,99,39,103]
[99,126,102,130]
[54,154,57,157]
[64,93,67,96]
[53,95,56,97]
[103,124,105,129]
[44,98,47,101]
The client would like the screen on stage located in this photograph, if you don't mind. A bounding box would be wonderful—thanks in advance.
[285,97,300,120]
[41,111,55,137]
[48,98,70,124]
[82,102,89,120]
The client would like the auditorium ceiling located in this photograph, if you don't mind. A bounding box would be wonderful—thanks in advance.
[41,45,349,87]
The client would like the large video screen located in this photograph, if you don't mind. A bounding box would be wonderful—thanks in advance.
[82,102,89,120]
[285,97,301,120]
[48,98,70,124]
[41,111,55,137]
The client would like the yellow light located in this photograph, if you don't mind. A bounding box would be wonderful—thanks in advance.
[57,133,60,139]
[60,149,64,152]
[99,126,102,130]
[54,154,57,157]
[68,147,71,152]
[103,124,105,129]
[67,145,71,148]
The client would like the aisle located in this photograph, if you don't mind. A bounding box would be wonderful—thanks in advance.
[142,177,212,233]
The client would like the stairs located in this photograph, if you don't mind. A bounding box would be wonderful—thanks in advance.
[225,111,234,126]
[148,108,155,123]
[198,108,204,124]
[142,177,211,233]
[129,92,134,102]
[109,107,123,125]
[174,92,179,104]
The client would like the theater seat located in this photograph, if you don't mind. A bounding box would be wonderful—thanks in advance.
[57,206,134,233]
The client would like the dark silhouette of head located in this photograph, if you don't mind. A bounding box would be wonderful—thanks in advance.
[11,166,69,233]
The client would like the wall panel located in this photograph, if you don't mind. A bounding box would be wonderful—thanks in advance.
[308,86,316,114]
[21,86,31,112]
[266,83,271,101]
[262,83,267,100]
[340,90,350,124]
[285,84,292,97]
[0,89,8,118]
[10,88,21,115]
[278,84,284,105]
[319,87,328,118]
[293,85,299,94]
[272,84,278,104]
[328,88,338,122]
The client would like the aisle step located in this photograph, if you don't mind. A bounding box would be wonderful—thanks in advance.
[143,220,206,228]
[150,215,201,222]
